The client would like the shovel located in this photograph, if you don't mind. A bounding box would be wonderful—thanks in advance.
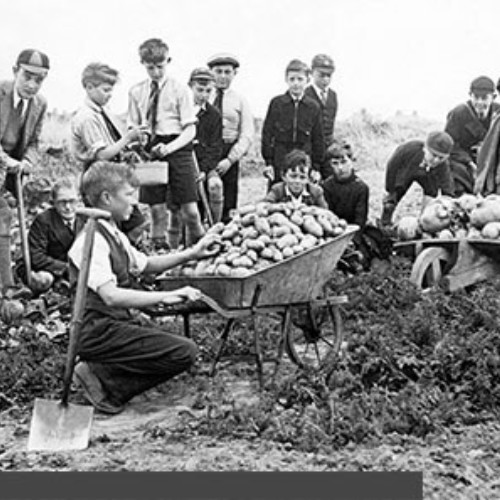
[192,153,214,228]
[16,172,32,289]
[27,207,111,452]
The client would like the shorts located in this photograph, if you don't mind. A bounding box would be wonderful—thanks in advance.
[140,135,198,206]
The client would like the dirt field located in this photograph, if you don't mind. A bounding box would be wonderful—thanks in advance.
[2,114,500,499]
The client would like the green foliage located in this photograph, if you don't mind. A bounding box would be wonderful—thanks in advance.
[179,257,500,452]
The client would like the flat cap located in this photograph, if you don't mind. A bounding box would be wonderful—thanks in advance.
[311,54,335,72]
[16,49,50,74]
[470,76,495,94]
[426,131,454,156]
[207,53,240,69]
[189,67,215,83]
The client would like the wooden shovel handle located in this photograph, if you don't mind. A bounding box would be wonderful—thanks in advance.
[16,173,32,289]
[75,207,112,220]
[61,217,100,405]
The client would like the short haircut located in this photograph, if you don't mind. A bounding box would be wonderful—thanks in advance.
[81,62,119,88]
[51,176,78,201]
[283,149,311,173]
[82,162,140,207]
[285,59,310,77]
[139,38,169,63]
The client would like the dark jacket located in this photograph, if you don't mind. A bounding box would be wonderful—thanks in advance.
[27,207,84,277]
[194,102,223,173]
[263,181,327,208]
[445,101,500,166]
[476,112,500,194]
[304,85,338,147]
[261,92,325,181]
[385,140,455,201]
[322,172,369,227]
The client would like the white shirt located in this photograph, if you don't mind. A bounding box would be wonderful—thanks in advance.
[13,92,29,120]
[68,219,148,293]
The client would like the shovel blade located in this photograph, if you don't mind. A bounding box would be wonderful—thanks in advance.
[27,398,94,452]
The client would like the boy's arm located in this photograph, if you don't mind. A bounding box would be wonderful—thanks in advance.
[205,111,223,172]
[152,123,196,157]
[353,183,369,228]
[225,95,254,165]
[127,87,143,128]
[311,108,325,172]
[261,98,276,166]
[22,99,47,168]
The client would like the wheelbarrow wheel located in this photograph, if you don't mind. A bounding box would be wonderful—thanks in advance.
[410,247,452,290]
[285,303,344,371]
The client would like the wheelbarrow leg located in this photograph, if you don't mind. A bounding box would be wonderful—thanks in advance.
[252,314,264,390]
[272,306,291,385]
[210,318,235,377]
[182,313,191,338]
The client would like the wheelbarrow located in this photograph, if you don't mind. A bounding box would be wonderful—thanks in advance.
[154,225,359,386]
[394,237,500,291]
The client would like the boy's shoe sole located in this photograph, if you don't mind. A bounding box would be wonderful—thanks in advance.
[73,362,125,415]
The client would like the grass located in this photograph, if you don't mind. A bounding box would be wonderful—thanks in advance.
[37,109,442,222]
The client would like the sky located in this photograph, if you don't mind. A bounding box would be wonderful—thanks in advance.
[2,0,500,121]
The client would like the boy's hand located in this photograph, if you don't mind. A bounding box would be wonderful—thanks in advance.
[126,125,149,145]
[161,286,202,305]
[309,170,321,184]
[192,233,223,259]
[215,159,231,176]
[263,165,275,182]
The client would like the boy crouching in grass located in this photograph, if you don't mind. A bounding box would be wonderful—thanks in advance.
[69,161,221,415]
[263,149,327,208]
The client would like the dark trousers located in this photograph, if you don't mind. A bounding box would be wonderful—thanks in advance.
[78,313,198,404]
[221,142,239,222]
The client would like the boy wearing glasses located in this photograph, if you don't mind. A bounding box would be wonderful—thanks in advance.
[18,178,83,293]
[380,131,455,227]
[264,149,327,207]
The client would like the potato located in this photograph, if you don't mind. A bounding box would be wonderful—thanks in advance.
[282,247,294,258]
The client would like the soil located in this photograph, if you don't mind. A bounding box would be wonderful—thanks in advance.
[1,176,500,499]
[1,354,500,499]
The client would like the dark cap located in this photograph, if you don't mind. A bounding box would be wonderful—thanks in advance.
[470,76,495,95]
[426,131,454,155]
[207,53,240,69]
[311,54,335,73]
[285,59,310,75]
[16,49,50,74]
[189,67,215,84]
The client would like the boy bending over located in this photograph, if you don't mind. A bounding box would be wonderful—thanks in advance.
[69,162,220,414]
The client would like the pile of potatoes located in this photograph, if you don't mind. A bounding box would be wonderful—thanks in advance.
[173,202,349,278]
[397,193,500,241]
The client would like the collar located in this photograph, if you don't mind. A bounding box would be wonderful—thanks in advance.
[287,91,305,103]
[84,97,108,114]
[312,83,327,98]
[13,91,29,115]
[149,76,167,90]
[194,102,207,114]
[285,184,309,199]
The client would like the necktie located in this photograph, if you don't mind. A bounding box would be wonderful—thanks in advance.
[16,99,24,122]
[213,88,224,114]
[321,90,327,105]
[147,80,160,139]
[100,107,122,142]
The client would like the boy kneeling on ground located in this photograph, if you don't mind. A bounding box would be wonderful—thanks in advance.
[69,161,220,415]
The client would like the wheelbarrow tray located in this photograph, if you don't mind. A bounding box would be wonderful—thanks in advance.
[394,238,461,260]
[157,225,358,309]
[466,238,500,262]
